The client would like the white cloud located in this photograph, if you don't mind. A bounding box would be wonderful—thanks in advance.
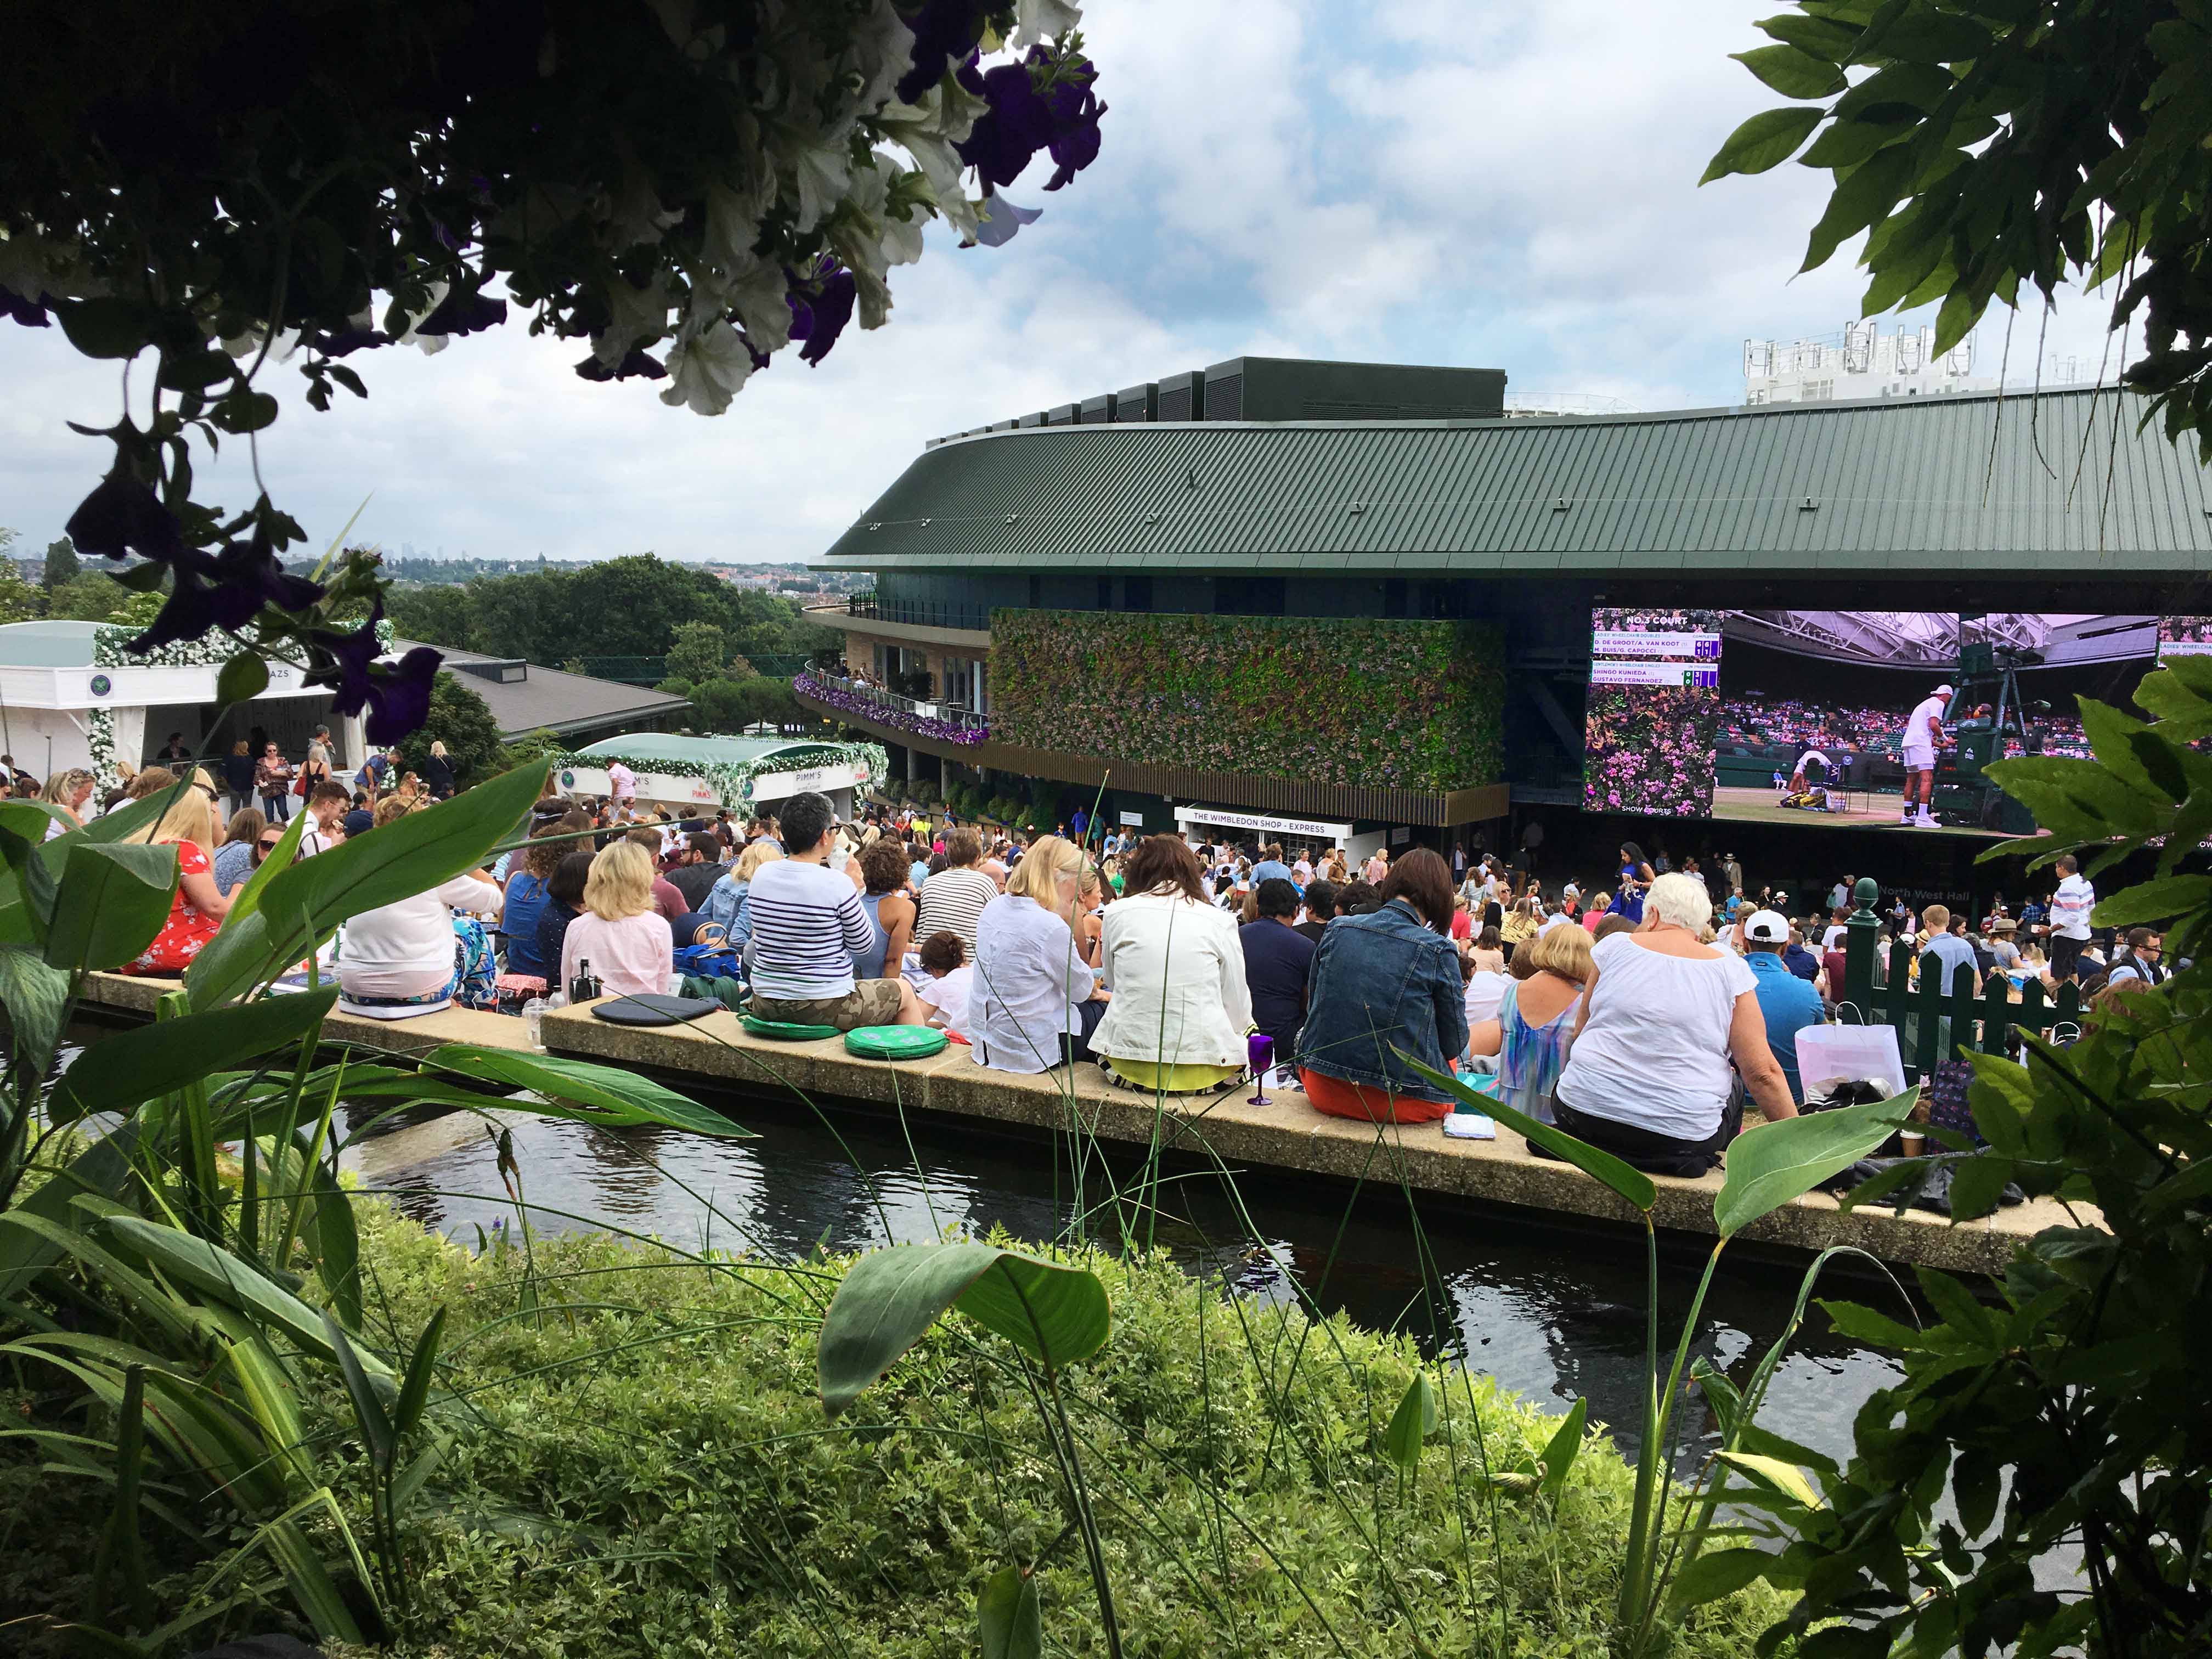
[0,0,2137,563]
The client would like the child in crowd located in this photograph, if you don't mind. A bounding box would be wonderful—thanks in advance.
[913,929,974,1030]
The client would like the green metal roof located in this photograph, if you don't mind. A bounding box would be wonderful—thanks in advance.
[822,389,2212,579]
[0,620,108,667]
[574,733,838,766]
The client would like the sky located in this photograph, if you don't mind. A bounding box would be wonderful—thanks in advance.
[0,0,2136,568]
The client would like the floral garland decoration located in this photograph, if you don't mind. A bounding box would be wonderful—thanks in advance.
[87,707,117,780]
[89,617,396,670]
[545,740,890,810]
[793,669,991,745]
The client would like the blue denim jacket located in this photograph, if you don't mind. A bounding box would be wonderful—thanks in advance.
[702,875,753,944]
[1296,899,1470,1102]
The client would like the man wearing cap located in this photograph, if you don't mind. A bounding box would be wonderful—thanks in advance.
[1743,909,1824,1104]
[1899,684,1953,828]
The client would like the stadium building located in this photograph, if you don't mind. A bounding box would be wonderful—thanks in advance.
[799,358,2211,894]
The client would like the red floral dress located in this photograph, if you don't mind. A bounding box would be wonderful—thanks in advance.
[126,840,221,975]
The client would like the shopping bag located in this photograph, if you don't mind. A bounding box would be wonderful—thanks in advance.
[1795,1022,1905,1099]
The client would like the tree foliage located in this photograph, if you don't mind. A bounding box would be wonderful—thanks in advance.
[394,670,505,789]
[689,674,809,733]
[1707,1,2212,454]
[1742,654,2212,1658]
[665,620,734,685]
[387,554,834,665]
[40,537,77,589]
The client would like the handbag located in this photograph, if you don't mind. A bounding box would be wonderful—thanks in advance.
[1793,1022,1906,1100]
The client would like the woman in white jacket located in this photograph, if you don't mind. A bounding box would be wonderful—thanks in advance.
[1091,835,1254,1093]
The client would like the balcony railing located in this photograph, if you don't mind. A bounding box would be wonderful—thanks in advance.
[837,594,994,631]
[793,670,994,746]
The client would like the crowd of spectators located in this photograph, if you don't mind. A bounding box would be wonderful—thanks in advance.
[1721,696,2090,759]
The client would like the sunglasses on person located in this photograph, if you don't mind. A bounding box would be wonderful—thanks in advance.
[257,836,283,851]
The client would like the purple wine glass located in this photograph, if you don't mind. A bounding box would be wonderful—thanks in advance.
[1247,1032,1275,1104]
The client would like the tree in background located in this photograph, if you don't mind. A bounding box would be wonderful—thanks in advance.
[1706,1,2212,453]
[4,1,1105,742]
[394,671,504,790]
[40,536,77,589]
[664,620,733,686]
[690,674,808,733]
[43,573,139,622]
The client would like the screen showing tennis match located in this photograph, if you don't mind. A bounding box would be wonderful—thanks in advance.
[1583,608,1725,817]
[1583,611,2162,835]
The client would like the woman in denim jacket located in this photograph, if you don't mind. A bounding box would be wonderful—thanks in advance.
[1296,848,1470,1123]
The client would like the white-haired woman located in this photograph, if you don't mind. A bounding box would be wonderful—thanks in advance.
[1544,871,1796,1176]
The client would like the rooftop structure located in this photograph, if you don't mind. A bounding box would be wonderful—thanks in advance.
[1743,321,1996,405]
[395,639,691,743]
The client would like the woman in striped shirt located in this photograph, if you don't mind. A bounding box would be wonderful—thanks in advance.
[914,826,1000,957]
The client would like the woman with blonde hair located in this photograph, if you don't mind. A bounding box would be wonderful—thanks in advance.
[703,836,783,946]
[336,797,503,1017]
[1467,921,1595,1125]
[212,806,268,896]
[971,833,1104,1073]
[560,839,674,999]
[422,739,455,800]
[122,785,230,974]
[40,768,95,839]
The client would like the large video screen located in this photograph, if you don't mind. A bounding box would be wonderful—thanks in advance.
[1582,608,1724,817]
[1583,611,2158,836]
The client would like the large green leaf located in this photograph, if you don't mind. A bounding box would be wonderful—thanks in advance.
[1666,1545,1774,1612]
[0,792,172,946]
[0,1120,142,1304]
[978,1563,1043,1659]
[45,842,179,972]
[423,1045,755,1138]
[0,943,71,1075]
[1538,1395,1589,1501]
[1731,43,1847,98]
[1384,1372,1438,1470]
[819,1242,1111,1417]
[1713,1088,1916,1238]
[100,1213,393,1388]
[1700,105,1823,183]
[256,760,544,941]
[2090,874,2212,928]
[1399,1051,1658,1212]
[50,988,338,1122]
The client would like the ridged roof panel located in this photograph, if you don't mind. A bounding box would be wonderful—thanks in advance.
[823,390,2212,578]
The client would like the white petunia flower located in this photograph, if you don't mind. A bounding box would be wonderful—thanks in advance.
[791,139,853,233]
[391,283,452,356]
[850,0,917,113]
[660,319,754,415]
[594,272,673,366]
[1012,0,1083,47]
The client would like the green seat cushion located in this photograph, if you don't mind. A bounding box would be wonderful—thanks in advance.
[844,1025,950,1060]
[742,1014,841,1041]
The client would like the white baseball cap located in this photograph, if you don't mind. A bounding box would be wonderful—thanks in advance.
[1744,909,1790,944]
[1932,683,1955,698]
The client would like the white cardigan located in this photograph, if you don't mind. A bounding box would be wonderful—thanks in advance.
[1090,890,1253,1068]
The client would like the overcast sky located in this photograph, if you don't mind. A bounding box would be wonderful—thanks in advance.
[1,0,2132,567]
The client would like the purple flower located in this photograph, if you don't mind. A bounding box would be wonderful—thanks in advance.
[972,190,1043,249]
[957,60,1060,188]
[896,0,991,104]
[416,285,507,338]
[1,284,49,328]
[787,265,856,366]
[313,324,387,358]
[574,347,668,382]
[315,602,442,742]
[66,470,190,566]
[127,520,326,653]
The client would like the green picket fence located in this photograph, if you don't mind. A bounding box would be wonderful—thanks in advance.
[1837,910,2084,1081]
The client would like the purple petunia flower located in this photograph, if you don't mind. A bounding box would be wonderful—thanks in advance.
[313,600,443,742]
[416,286,507,338]
[1,284,50,327]
[787,265,857,366]
[896,0,991,104]
[314,324,388,358]
[574,347,668,382]
[127,520,327,653]
[66,470,190,566]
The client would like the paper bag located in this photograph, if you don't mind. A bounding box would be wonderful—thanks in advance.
[1795,1022,1906,1099]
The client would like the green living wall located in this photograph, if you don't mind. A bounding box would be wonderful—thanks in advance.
[991,610,1506,792]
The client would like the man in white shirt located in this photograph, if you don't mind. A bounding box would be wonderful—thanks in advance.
[2047,853,2095,983]
[297,781,350,857]
[1899,684,1952,828]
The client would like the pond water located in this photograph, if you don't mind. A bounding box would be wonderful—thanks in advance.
[346,1091,1907,1475]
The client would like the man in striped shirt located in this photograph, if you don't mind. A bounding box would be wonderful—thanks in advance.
[744,791,925,1031]
[915,827,1000,957]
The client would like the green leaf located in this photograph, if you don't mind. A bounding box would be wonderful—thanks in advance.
[1384,1372,1439,1470]
[0,944,71,1074]
[1835,1154,1936,1215]
[818,1242,1110,1417]
[422,1046,754,1139]
[100,1214,392,1387]
[156,347,239,392]
[392,1305,447,1442]
[1538,1395,1588,1500]
[0,792,174,947]
[1799,144,1918,272]
[45,842,178,972]
[254,760,544,948]
[217,652,270,704]
[1857,9,1990,62]
[211,389,280,435]
[1819,1298,1924,1349]
[1953,1446,2000,1538]
[1714,1088,1916,1237]
[311,1156,363,1331]
[1398,1051,1657,1211]
[978,1563,1042,1659]
[1732,43,1848,97]
[50,989,338,1122]
[56,300,151,359]
[1666,1545,1771,1611]
[2091,875,2212,928]
[1756,11,1859,60]
[1962,1054,2033,1158]
[1714,1451,1824,1509]
[1802,114,1916,170]
[1946,1154,2013,1222]
[1914,1266,1998,1345]
[0,1120,141,1305]
[1701,106,1825,182]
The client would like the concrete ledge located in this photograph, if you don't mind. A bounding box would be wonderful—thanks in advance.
[538,1001,2085,1276]
[78,971,538,1057]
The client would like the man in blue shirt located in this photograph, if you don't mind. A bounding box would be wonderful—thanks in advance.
[1239,878,1317,1054]
[1743,910,1824,1104]
[1070,806,1089,843]
[1250,841,1295,890]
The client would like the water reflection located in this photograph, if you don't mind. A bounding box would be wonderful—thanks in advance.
[345,1097,1902,1470]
